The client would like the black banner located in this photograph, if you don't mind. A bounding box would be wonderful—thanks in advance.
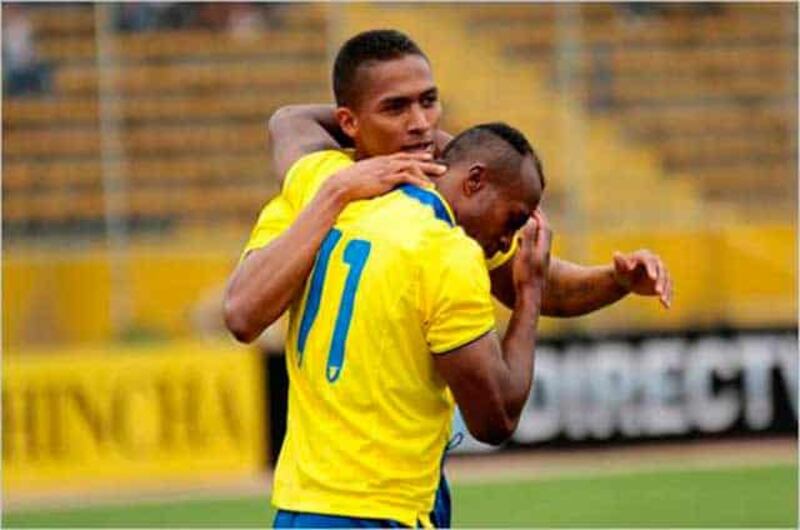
[452,329,798,453]
[264,330,798,462]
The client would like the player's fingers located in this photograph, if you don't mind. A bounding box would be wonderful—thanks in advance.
[407,162,438,182]
[530,208,549,236]
[402,162,425,180]
[614,251,635,272]
[651,260,662,294]
[528,211,541,245]
[391,151,433,162]
[418,161,447,176]
[535,209,551,237]
[667,276,675,307]
[655,261,667,296]
[518,216,537,252]
[538,207,550,230]
[389,157,421,170]
[532,208,545,228]
[388,158,410,172]
[522,215,537,237]
[539,218,552,252]
[392,159,441,178]
[644,256,657,280]
[392,170,429,188]
[661,271,674,308]
[659,277,670,308]
[531,210,552,254]
[613,252,628,273]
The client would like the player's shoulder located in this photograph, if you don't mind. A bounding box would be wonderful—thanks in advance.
[389,185,484,266]
[284,149,354,192]
[423,223,485,269]
[390,184,514,272]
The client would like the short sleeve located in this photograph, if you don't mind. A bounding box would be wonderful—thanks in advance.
[240,150,354,257]
[421,233,496,354]
[241,193,295,256]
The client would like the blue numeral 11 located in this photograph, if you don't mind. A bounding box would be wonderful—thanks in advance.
[296,228,371,383]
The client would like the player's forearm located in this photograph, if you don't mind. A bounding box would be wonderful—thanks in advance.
[492,286,542,443]
[224,181,348,343]
[267,104,351,181]
[542,257,629,317]
[492,256,629,317]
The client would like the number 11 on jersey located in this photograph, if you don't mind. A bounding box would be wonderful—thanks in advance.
[296,228,372,383]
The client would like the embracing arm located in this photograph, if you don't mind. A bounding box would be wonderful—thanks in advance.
[267,106,671,318]
[224,178,349,343]
[490,250,672,317]
[267,104,455,181]
[267,104,351,182]
[225,154,438,343]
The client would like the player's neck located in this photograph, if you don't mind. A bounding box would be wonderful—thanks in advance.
[353,146,370,161]
[433,181,460,220]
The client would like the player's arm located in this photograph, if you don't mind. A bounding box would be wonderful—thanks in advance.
[265,104,674,316]
[489,249,673,316]
[433,211,551,446]
[267,105,352,181]
[224,154,443,343]
[267,104,455,182]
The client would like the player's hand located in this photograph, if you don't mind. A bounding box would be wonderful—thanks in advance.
[330,152,446,204]
[612,249,673,309]
[513,208,552,297]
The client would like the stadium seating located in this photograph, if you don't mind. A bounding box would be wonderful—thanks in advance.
[3,4,328,238]
[7,2,793,237]
[466,3,797,218]
[2,3,796,347]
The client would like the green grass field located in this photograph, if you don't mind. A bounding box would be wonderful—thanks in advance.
[4,464,796,528]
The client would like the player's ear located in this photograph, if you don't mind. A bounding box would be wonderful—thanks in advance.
[463,163,487,197]
[335,107,358,140]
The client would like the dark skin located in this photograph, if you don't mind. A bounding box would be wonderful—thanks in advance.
[225,150,550,445]
[234,54,672,444]
[228,54,555,444]
[267,104,673,315]
[434,209,551,445]
[429,155,549,444]
[224,151,436,343]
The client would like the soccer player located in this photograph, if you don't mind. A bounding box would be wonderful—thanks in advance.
[225,121,550,528]
[267,31,673,315]
[226,29,670,527]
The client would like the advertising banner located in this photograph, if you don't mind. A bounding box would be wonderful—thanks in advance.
[2,342,265,493]
[450,330,798,453]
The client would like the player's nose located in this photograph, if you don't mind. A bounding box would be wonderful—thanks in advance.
[407,104,430,133]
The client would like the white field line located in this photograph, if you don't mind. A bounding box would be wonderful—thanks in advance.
[445,437,797,485]
[4,437,796,512]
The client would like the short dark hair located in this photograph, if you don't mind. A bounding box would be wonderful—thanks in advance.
[442,122,546,189]
[333,29,427,107]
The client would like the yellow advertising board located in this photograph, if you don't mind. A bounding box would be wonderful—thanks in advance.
[2,341,265,494]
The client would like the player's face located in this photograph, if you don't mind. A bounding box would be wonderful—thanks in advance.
[338,55,441,157]
[457,157,543,258]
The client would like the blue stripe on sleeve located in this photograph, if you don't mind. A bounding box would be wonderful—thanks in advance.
[398,184,455,226]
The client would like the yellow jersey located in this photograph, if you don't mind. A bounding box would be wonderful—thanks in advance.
[243,150,512,526]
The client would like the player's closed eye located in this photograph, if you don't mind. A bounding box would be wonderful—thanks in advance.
[421,94,437,108]
[381,99,408,114]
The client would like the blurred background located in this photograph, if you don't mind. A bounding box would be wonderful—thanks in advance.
[2,2,797,527]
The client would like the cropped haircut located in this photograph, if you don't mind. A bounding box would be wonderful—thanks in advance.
[442,123,545,189]
[333,29,427,107]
